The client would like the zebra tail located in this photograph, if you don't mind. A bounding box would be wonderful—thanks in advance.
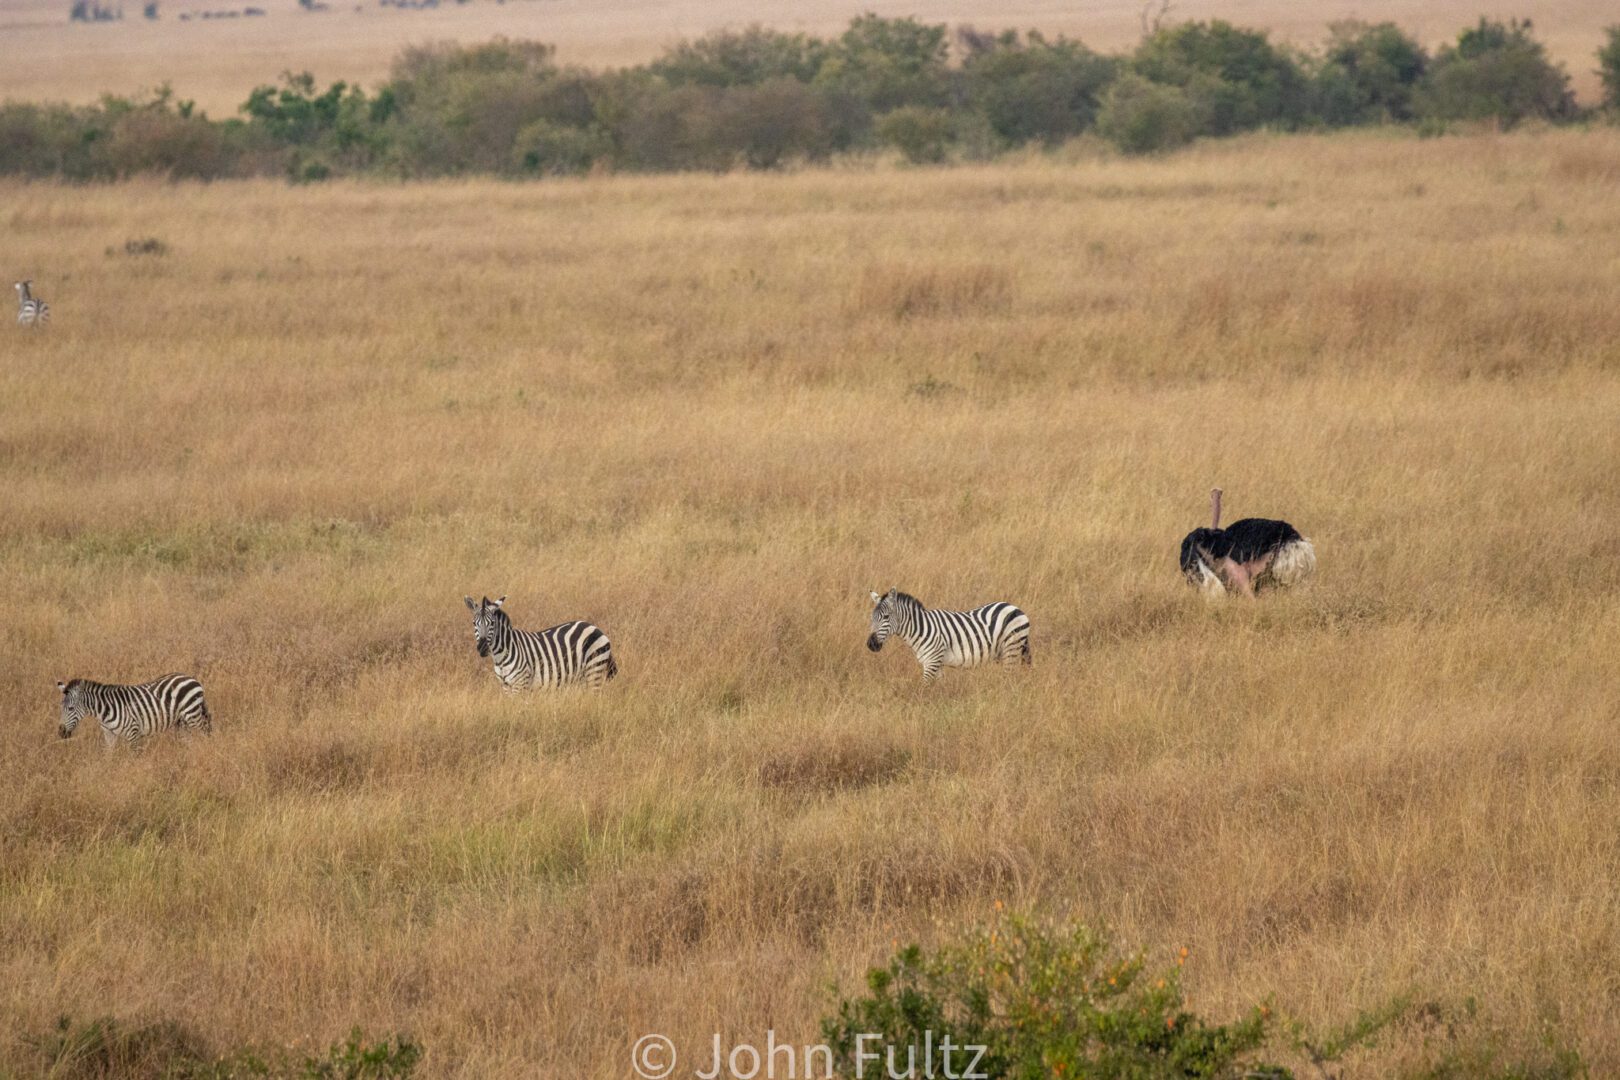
[1021,636,1032,665]
[606,654,619,680]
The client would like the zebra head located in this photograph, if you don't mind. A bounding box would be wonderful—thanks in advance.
[56,679,85,739]
[867,588,900,652]
[464,595,507,657]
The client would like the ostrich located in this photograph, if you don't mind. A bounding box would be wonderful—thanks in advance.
[1179,488,1315,599]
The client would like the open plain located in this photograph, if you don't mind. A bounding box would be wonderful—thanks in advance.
[3,129,1620,1075]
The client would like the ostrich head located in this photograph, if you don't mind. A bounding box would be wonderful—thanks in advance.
[1179,529,1227,598]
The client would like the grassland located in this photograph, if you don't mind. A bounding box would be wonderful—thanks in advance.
[0,0,1615,116]
[4,129,1620,1077]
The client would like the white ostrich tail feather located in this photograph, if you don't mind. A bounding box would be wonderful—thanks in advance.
[1269,539,1317,589]
[1196,558,1226,600]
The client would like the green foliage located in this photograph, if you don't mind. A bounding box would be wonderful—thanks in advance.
[1597,26,1620,111]
[822,915,1283,1079]
[959,29,1119,145]
[27,1016,421,1079]
[1131,20,1308,135]
[649,26,827,87]
[1097,73,1202,154]
[1310,21,1428,124]
[876,106,955,164]
[0,13,1600,181]
[815,14,952,114]
[1417,19,1574,126]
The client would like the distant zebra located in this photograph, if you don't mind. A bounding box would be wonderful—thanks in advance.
[867,588,1031,683]
[56,673,213,747]
[464,595,618,691]
[15,280,49,328]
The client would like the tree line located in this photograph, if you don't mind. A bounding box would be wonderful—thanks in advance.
[3,15,1619,181]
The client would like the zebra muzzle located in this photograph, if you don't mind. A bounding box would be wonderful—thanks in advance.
[58,725,72,739]
[866,634,883,652]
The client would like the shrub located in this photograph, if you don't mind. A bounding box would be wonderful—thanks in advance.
[711,78,835,168]
[875,106,954,164]
[1310,20,1428,125]
[1132,20,1308,135]
[511,119,608,175]
[815,14,952,114]
[1097,72,1201,153]
[1417,18,1574,126]
[648,25,826,87]
[1598,26,1620,111]
[822,915,1281,1079]
[824,915,1590,1080]
[960,29,1119,145]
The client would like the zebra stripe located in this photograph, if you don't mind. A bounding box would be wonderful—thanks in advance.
[465,595,618,691]
[57,673,213,747]
[867,588,1032,683]
[15,280,49,328]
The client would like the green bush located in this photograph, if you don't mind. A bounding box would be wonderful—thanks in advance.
[1097,72,1202,153]
[823,915,1280,1079]
[876,106,954,164]
[1310,20,1428,124]
[28,1016,421,1079]
[815,14,952,114]
[824,915,1590,1080]
[649,26,827,88]
[1131,20,1307,135]
[959,29,1119,146]
[511,119,609,175]
[1417,18,1574,126]
[1598,26,1620,111]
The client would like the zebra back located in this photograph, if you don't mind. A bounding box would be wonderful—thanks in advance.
[59,673,212,742]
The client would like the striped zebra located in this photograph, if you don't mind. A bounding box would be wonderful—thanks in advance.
[15,280,49,328]
[464,595,618,691]
[867,588,1032,683]
[56,673,213,747]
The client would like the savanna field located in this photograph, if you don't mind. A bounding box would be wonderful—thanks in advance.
[3,130,1620,1075]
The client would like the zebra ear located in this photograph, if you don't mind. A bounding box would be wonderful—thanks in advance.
[887,588,898,600]
[492,596,506,609]
[869,591,881,604]
[56,681,67,694]
[464,596,477,611]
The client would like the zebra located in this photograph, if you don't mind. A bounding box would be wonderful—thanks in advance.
[464,595,618,691]
[56,673,213,747]
[16,280,49,328]
[866,588,1032,683]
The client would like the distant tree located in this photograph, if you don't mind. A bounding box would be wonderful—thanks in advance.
[1096,71,1201,153]
[1417,18,1573,126]
[1131,20,1308,135]
[960,29,1118,145]
[1309,20,1426,124]
[1599,26,1620,110]
[649,26,827,87]
[815,14,952,114]
[142,1,158,17]
[875,105,954,163]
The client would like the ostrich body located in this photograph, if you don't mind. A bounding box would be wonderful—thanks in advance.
[1179,488,1315,598]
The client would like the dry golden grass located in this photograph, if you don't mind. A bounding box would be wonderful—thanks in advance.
[4,128,1620,1077]
[0,0,1615,115]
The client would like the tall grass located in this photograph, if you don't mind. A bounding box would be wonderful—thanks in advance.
[3,130,1620,1076]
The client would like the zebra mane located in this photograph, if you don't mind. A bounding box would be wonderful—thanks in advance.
[889,590,923,610]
